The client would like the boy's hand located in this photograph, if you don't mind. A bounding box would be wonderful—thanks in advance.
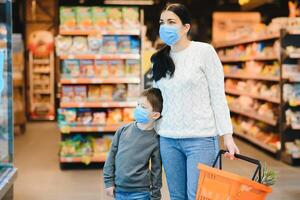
[105,186,115,198]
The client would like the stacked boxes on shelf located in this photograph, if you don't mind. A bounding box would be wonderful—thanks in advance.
[57,6,142,168]
[214,17,300,165]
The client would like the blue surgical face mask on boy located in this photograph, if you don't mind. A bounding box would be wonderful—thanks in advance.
[134,106,151,124]
[159,24,180,46]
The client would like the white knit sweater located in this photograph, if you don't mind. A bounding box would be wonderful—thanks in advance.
[154,41,233,138]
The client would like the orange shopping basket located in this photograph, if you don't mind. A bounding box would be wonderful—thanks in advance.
[196,150,272,200]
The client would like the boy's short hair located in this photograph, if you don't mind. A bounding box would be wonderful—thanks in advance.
[141,88,163,113]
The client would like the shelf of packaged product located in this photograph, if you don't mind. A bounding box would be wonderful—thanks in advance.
[13,78,24,87]
[233,127,278,153]
[30,115,55,121]
[33,69,50,74]
[214,33,280,49]
[59,54,140,60]
[229,105,277,126]
[281,151,300,166]
[60,77,141,84]
[60,124,122,133]
[288,53,300,59]
[33,90,51,94]
[220,56,278,63]
[59,29,141,36]
[289,100,300,107]
[224,73,280,82]
[225,89,280,104]
[60,154,107,163]
[60,101,137,108]
[287,30,300,35]
[33,59,50,65]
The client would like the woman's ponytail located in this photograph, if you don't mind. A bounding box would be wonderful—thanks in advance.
[151,45,175,82]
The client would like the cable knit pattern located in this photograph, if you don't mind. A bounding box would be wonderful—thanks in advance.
[154,41,233,138]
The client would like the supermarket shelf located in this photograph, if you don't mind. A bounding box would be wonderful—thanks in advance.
[59,54,140,60]
[226,89,280,104]
[60,155,107,163]
[60,101,136,108]
[287,30,300,35]
[60,124,122,133]
[33,69,50,74]
[60,77,140,84]
[220,56,278,62]
[33,59,50,65]
[289,100,300,107]
[233,128,278,153]
[224,73,280,81]
[288,53,300,59]
[287,75,300,82]
[229,105,277,126]
[281,151,300,166]
[59,29,140,36]
[30,115,55,121]
[214,33,280,49]
[33,90,51,94]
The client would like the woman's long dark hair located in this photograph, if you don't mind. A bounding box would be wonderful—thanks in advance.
[151,3,191,82]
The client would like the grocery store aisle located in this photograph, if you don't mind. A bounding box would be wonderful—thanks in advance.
[14,122,300,200]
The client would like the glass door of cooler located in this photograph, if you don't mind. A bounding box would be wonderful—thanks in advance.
[0,2,13,169]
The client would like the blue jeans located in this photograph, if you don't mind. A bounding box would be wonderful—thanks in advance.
[115,191,150,200]
[160,136,219,200]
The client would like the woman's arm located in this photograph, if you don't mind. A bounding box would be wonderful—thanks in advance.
[204,44,239,157]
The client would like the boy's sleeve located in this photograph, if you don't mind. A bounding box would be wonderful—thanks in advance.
[103,126,124,188]
[150,143,162,200]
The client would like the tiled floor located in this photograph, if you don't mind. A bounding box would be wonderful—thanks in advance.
[13,122,300,200]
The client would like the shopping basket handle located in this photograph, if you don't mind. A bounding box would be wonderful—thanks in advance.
[212,150,262,183]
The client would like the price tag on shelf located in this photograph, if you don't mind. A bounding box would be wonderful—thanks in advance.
[68,55,75,59]
[81,155,92,165]
[78,102,85,107]
[61,126,71,134]
[97,127,104,132]
[71,79,77,84]
[95,55,102,59]
[91,79,98,84]
[102,103,109,107]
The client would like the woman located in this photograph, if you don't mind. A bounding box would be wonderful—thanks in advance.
[151,3,240,200]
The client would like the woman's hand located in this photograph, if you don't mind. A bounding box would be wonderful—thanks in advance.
[223,134,240,160]
[105,186,115,198]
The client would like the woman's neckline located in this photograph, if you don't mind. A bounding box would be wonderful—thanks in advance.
[170,41,193,54]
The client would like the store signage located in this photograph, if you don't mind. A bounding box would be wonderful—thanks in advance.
[212,12,261,43]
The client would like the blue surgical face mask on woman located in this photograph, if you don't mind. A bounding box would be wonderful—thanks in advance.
[159,24,180,46]
[134,106,151,124]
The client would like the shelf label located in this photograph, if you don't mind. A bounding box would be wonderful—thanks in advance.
[81,155,92,165]
[102,103,109,107]
[78,102,85,107]
[95,55,102,59]
[71,79,77,84]
[61,126,71,134]
[97,127,104,132]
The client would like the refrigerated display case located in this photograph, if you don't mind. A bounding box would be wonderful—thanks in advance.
[0,1,17,199]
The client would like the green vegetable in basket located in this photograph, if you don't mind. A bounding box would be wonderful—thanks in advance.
[256,163,278,186]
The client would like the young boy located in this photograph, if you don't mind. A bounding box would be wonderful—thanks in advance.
[103,88,163,200]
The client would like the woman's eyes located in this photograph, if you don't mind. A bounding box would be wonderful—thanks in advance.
[159,21,176,25]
